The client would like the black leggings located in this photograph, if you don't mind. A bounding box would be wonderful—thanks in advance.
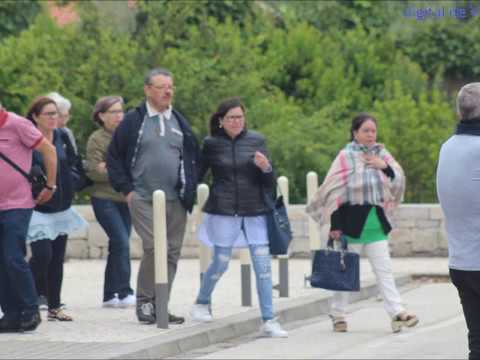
[29,235,68,310]
[450,269,480,360]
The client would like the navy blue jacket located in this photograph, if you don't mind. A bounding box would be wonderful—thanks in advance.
[34,129,79,213]
[106,102,201,212]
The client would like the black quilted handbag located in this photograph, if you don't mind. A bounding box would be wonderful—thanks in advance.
[310,235,360,291]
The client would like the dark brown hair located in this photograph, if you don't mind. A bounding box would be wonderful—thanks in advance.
[92,96,124,126]
[350,112,377,141]
[209,97,246,136]
[26,96,57,126]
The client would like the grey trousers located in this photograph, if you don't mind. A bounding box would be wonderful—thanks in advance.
[129,193,187,307]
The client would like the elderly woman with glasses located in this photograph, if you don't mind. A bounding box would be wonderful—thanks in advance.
[47,92,77,154]
[86,96,135,308]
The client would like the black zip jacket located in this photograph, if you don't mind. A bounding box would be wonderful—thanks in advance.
[200,129,275,216]
[106,102,201,212]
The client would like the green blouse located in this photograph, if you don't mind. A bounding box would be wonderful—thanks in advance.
[346,207,387,244]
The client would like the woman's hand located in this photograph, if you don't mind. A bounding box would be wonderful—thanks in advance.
[254,151,271,172]
[364,154,387,170]
[96,161,107,173]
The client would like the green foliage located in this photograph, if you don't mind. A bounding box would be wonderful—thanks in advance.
[374,83,455,202]
[0,0,460,204]
[401,18,480,79]
[0,0,41,41]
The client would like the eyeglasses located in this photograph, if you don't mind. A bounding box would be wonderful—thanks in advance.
[105,110,124,115]
[148,84,176,92]
[40,111,58,118]
[223,115,244,123]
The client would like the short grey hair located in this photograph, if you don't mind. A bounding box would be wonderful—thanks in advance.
[457,83,480,121]
[144,68,173,85]
[47,92,72,114]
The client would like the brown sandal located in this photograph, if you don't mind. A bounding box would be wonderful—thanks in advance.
[48,308,73,322]
[391,312,418,333]
[330,316,348,332]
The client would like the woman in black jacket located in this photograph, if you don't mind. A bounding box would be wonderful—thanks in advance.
[25,96,87,322]
[189,98,287,338]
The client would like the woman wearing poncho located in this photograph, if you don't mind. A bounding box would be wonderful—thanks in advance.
[306,113,419,333]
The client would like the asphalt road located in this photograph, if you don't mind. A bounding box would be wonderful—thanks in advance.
[172,281,468,359]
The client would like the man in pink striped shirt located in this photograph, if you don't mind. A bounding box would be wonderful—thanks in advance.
[0,103,57,333]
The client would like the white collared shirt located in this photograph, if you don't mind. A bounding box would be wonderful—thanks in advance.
[146,102,173,136]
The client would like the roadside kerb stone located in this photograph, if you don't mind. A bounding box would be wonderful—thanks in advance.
[112,274,411,360]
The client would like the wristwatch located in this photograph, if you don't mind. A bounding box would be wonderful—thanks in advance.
[45,184,57,192]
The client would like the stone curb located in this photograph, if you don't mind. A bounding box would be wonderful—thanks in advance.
[110,274,412,359]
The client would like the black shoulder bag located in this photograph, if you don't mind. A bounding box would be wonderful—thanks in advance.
[0,151,47,198]
[58,129,93,192]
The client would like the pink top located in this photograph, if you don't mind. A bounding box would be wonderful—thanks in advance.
[0,110,43,210]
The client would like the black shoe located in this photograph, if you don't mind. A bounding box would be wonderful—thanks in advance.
[0,317,20,333]
[136,303,156,324]
[168,313,185,324]
[20,311,41,332]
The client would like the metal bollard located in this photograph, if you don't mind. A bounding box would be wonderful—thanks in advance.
[240,249,252,306]
[277,176,289,298]
[153,190,169,329]
[196,184,212,282]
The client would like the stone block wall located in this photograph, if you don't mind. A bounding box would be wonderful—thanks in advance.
[68,204,447,259]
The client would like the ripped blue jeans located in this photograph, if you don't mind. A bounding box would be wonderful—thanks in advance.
[196,245,274,321]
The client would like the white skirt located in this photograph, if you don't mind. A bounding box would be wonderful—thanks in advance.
[198,213,268,248]
[27,207,88,244]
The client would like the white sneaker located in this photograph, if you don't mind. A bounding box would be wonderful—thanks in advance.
[190,304,213,322]
[118,295,136,308]
[102,295,120,308]
[260,318,288,338]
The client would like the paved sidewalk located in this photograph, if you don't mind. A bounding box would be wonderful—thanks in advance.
[0,257,449,359]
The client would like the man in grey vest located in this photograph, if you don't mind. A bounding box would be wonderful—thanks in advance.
[107,68,200,324]
[437,82,480,359]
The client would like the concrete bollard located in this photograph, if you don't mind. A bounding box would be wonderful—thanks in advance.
[307,171,321,252]
[277,176,289,298]
[196,184,212,282]
[153,190,169,329]
[240,249,252,307]
[304,171,320,287]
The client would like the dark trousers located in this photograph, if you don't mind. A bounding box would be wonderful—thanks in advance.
[450,268,480,360]
[91,197,133,301]
[0,209,38,320]
[29,235,67,310]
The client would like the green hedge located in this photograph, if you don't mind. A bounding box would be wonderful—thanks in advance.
[0,0,457,203]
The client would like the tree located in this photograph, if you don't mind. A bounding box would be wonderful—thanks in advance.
[0,0,41,41]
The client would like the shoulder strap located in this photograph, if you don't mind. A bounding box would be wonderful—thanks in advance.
[0,151,30,180]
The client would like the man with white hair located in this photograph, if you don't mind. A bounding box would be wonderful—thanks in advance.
[47,92,78,154]
[437,82,480,360]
